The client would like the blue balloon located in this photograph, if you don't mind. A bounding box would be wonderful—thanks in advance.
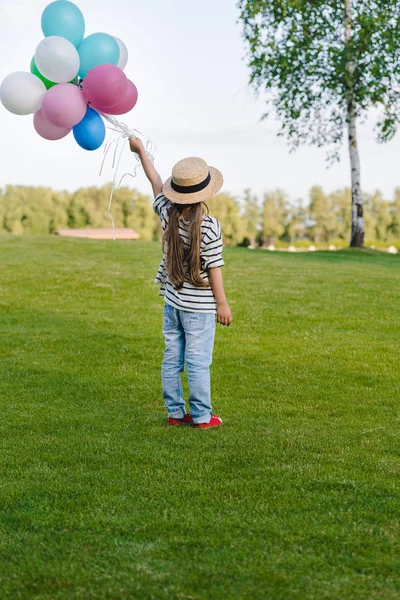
[78,33,120,79]
[41,1,85,48]
[73,107,105,151]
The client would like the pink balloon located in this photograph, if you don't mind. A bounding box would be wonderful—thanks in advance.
[34,109,71,141]
[42,83,87,128]
[83,64,127,109]
[95,80,138,115]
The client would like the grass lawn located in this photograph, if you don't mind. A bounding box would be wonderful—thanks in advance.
[0,235,399,600]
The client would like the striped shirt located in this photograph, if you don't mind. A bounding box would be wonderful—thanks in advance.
[153,193,225,314]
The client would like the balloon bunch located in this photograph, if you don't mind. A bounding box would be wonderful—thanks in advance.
[0,0,138,151]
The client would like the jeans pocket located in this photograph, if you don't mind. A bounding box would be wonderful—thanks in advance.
[184,312,207,332]
[163,303,177,331]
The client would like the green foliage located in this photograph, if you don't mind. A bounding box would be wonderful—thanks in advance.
[372,191,393,241]
[241,188,261,246]
[309,186,339,243]
[389,188,400,238]
[0,237,399,599]
[292,238,315,249]
[207,193,245,246]
[125,191,158,241]
[238,0,400,155]
[329,187,352,240]
[0,185,157,241]
[364,239,392,250]
[285,200,306,244]
[1,186,71,234]
[261,189,288,245]
[68,186,127,229]
[364,191,396,242]
[1,184,399,248]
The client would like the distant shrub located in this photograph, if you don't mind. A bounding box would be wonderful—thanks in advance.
[238,236,251,247]
[365,239,388,249]
[294,239,317,249]
[328,238,347,249]
[274,240,290,249]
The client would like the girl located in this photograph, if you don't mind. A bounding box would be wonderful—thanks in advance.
[129,137,232,429]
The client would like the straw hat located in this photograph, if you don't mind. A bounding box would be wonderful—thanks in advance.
[163,157,223,205]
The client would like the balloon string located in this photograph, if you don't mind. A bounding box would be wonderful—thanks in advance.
[98,112,155,241]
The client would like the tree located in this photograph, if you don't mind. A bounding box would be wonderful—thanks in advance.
[68,186,126,229]
[362,192,377,242]
[238,0,400,247]
[285,200,306,244]
[241,189,261,247]
[0,187,5,232]
[206,194,244,246]
[372,191,392,242]
[125,191,157,241]
[2,186,25,234]
[49,191,71,233]
[329,188,352,241]
[262,189,288,246]
[1,186,71,234]
[308,186,338,242]
[389,188,400,239]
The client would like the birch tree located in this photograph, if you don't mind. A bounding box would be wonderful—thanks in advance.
[238,0,400,247]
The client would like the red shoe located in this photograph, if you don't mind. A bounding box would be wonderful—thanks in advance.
[168,413,194,427]
[195,415,223,429]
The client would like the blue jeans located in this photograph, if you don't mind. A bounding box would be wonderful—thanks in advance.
[162,302,217,425]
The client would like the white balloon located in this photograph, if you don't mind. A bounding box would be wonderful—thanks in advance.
[114,36,128,70]
[1,72,46,115]
[35,36,80,84]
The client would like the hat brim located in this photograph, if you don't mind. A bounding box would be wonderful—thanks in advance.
[162,166,223,205]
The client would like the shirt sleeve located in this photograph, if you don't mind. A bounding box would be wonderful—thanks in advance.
[201,218,225,270]
[153,193,172,217]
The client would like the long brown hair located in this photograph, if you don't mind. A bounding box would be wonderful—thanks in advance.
[163,201,210,290]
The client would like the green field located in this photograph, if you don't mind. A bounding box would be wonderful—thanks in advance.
[1,235,399,600]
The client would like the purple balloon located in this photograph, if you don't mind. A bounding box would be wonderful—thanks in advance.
[83,64,127,109]
[42,83,87,128]
[96,80,138,116]
[34,108,71,140]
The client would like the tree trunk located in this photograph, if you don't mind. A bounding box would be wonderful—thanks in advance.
[265,235,275,247]
[347,99,364,247]
[345,0,364,248]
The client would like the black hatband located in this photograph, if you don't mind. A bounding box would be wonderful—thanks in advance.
[171,172,211,194]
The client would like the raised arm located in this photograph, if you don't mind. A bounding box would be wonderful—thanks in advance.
[129,137,163,198]
[208,267,233,327]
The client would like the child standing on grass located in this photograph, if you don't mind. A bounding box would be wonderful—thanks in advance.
[129,137,232,429]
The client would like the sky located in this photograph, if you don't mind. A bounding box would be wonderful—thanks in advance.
[1,0,400,203]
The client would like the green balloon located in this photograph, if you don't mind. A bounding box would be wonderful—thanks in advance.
[30,57,57,90]
[30,57,78,90]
